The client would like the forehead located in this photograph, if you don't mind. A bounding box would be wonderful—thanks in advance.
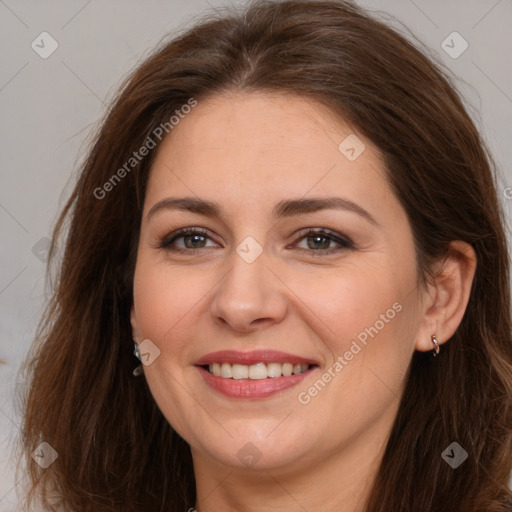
[145,91,394,217]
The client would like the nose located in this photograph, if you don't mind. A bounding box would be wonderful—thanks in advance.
[210,245,288,334]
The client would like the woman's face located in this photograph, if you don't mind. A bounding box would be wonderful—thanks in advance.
[131,91,427,474]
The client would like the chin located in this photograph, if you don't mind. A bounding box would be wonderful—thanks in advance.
[190,422,319,471]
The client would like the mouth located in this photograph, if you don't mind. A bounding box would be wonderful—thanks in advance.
[195,350,319,398]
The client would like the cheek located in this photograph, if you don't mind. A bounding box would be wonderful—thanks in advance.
[131,257,209,435]
[297,256,418,387]
[132,256,207,350]
[295,260,412,346]
[293,270,417,429]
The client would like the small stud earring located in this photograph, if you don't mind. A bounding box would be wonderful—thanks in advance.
[431,335,440,357]
[133,341,143,376]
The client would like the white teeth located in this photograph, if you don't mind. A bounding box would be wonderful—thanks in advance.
[206,362,311,379]
[232,364,249,380]
[210,363,221,376]
[220,363,232,378]
[249,363,267,380]
[267,362,282,378]
[282,362,293,377]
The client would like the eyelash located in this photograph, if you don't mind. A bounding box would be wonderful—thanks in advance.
[158,227,355,255]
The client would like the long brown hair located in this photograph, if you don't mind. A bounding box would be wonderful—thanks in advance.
[20,0,512,510]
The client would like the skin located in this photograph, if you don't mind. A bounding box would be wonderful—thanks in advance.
[130,91,476,511]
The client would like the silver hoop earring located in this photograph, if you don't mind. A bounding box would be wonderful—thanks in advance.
[431,335,440,357]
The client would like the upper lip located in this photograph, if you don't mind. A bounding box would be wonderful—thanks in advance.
[195,350,318,366]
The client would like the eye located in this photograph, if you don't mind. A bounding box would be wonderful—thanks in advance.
[158,227,354,255]
[158,228,219,252]
[293,228,354,254]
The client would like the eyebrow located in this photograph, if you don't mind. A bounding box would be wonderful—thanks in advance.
[146,196,378,225]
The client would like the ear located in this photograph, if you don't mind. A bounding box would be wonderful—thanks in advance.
[130,306,140,344]
[415,241,477,352]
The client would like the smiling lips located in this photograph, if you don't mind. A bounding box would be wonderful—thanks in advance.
[195,350,318,398]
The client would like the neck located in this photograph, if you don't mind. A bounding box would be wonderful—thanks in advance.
[191,407,395,512]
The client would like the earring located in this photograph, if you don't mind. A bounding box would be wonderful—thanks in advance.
[133,341,143,376]
[431,335,440,357]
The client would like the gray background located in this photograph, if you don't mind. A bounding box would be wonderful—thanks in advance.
[1,0,511,509]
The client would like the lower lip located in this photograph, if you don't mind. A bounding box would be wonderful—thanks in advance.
[197,366,314,399]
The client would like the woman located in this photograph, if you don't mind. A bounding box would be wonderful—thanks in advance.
[20,0,512,510]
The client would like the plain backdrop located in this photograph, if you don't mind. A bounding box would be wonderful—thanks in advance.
[1,0,511,509]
